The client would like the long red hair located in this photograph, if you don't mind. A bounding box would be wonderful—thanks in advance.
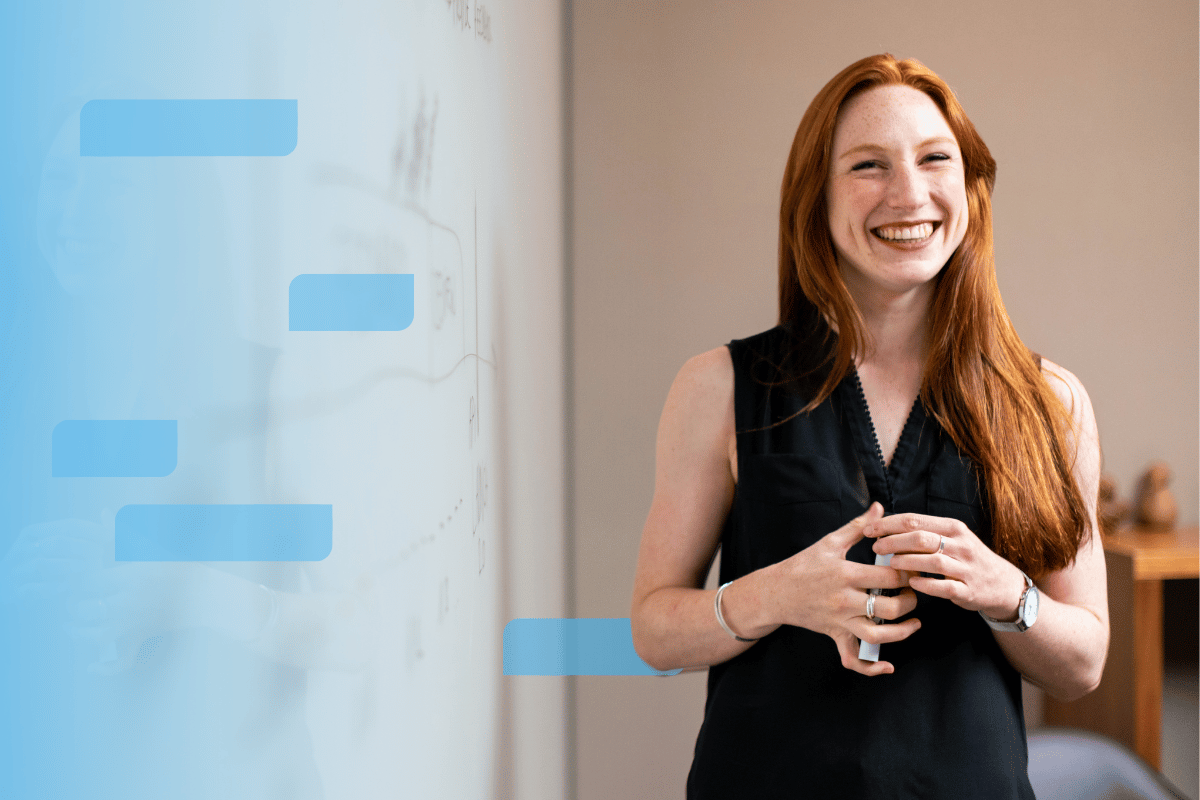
[778,54,1088,575]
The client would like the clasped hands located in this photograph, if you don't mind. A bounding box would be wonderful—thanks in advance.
[764,501,1027,676]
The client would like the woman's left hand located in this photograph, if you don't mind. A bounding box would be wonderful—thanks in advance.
[863,513,1027,622]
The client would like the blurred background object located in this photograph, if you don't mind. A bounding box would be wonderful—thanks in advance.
[1100,474,1130,534]
[1027,729,1190,800]
[1137,462,1180,530]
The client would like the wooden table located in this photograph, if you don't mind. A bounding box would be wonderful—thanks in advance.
[1044,524,1199,768]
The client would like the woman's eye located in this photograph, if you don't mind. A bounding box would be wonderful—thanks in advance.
[851,160,881,171]
[923,153,951,163]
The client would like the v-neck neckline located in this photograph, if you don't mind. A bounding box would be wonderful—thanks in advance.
[846,367,924,509]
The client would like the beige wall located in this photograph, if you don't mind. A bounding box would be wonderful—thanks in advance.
[570,1,1198,797]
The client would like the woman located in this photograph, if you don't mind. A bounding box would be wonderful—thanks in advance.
[630,55,1108,799]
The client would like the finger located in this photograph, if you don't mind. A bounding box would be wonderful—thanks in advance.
[866,589,919,621]
[843,562,910,591]
[888,553,961,580]
[908,574,969,604]
[864,513,960,539]
[850,615,922,645]
[832,631,894,676]
[830,502,885,551]
[871,530,944,556]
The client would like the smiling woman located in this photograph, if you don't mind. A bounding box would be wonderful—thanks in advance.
[630,54,1108,800]
[826,85,968,303]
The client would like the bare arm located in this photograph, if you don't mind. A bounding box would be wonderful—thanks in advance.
[630,347,918,674]
[991,361,1108,700]
[630,347,750,671]
[867,360,1108,700]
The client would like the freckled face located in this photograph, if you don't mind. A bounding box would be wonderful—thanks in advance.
[825,85,968,299]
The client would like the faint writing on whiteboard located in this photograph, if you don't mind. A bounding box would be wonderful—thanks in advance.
[445,0,493,43]
[475,463,488,528]
[391,91,437,202]
[468,395,478,448]
[475,4,492,43]
[431,268,455,330]
[438,497,464,531]
[331,227,407,273]
[446,0,470,31]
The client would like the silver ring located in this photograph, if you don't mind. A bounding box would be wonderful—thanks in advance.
[937,536,945,555]
[866,593,876,620]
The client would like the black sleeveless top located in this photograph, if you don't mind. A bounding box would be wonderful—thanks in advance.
[687,326,1034,800]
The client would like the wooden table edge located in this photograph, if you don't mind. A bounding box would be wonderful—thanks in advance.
[1102,525,1199,581]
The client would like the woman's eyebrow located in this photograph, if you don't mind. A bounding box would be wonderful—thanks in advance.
[917,136,958,150]
[837,143,886,160]
[836,136,958,161]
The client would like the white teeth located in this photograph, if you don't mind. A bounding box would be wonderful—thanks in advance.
[874,222,934,241]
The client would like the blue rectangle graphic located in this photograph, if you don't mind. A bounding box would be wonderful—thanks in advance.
[52,420,177,477]
[116,504,333,561]
[502,618,680,676]
[289,274,415,331]
[80,99,298,156]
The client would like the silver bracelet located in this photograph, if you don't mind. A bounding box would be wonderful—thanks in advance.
[714,581,759,642]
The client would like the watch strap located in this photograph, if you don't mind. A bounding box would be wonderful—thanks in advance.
[979,570,1034,632]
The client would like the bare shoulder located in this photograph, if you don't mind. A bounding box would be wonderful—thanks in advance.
[1041,357,1099,443]
[656,346,736,485]
[1039,356,1100,509]
[1039,357,1094,424]
[672,346,733,400]
[662,346,734,434]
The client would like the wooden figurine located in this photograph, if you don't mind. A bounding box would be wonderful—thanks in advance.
[1134,461,1178,530]
[1097,474,1129,534]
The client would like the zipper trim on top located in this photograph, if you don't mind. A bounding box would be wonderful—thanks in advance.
[850,369,893,511]
[850,367,921,512]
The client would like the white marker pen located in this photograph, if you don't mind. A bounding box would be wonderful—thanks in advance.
[858,552,892,662]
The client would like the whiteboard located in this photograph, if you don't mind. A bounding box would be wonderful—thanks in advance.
[0,1,565,798]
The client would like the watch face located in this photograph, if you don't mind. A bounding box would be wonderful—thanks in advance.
[1022,587,1039,626]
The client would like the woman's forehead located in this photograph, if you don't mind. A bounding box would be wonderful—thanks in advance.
[832,85,956,154]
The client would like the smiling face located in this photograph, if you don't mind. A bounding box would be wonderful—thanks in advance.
[825,84,968,302]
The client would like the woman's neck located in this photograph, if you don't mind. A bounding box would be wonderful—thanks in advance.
[849,279,932,368]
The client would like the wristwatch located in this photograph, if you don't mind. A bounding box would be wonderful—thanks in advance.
[979,570,1039,632]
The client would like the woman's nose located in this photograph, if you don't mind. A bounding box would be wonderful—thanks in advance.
[886,163,927,209]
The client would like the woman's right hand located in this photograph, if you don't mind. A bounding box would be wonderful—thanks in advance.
[756,502,921,675]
